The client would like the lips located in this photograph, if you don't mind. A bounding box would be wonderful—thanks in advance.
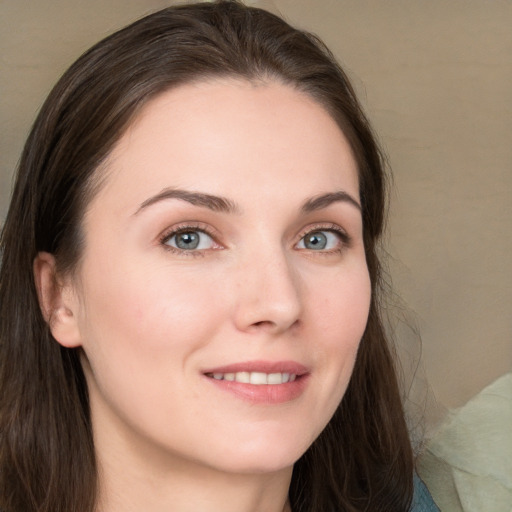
[202,360,309,404]
[203,360,308,375]
[207,371,297,385]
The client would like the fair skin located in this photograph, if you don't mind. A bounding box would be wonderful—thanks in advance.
[35,79,371,512]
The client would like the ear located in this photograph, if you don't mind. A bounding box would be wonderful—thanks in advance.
[33,252,82,348]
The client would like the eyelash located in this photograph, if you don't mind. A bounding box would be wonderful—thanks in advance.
[159,223,220,257]
[158,222,351,256]
[297,223,352,254]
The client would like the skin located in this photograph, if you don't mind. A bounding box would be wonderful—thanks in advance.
[36,79,371,512]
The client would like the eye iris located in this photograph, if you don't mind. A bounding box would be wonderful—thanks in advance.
[305,231,327,250]
[175,231,200,250]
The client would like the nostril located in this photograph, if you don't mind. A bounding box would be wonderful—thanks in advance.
[250,320,276,330]
[249,318,300,332]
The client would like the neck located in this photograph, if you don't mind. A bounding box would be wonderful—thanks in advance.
[93,419,293,512]
[96,452,293,512]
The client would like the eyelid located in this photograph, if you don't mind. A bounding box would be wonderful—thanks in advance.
[158,222,223,253]
[295,223,352,250]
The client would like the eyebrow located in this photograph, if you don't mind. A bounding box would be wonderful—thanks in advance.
[134,188,360,216]
[134,188,240,215]
[301,191,361,213]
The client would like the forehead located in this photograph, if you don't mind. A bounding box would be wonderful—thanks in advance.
[95,78,359,211]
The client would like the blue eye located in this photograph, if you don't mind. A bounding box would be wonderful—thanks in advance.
[297,230,343,251]
[164,230,215,251]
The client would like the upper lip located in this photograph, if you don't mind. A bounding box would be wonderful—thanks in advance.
[202,360,309,375]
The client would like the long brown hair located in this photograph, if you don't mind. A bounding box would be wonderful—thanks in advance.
[0,2,413,511]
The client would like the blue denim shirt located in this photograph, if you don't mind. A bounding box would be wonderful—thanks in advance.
[411,473,440,512]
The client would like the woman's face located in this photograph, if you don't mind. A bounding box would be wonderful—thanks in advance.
[66,79,371,474]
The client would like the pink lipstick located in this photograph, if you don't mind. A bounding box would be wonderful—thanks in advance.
[202,360,309,404]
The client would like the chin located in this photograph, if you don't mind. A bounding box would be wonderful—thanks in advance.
[210,455,298,476]
[200,432,313,475]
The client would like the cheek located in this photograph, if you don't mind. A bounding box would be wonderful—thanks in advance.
[310,265,371,390]
[76,260,226,428]
[314,264,371,342]
[83,260,220,346]
[75,257,228,404]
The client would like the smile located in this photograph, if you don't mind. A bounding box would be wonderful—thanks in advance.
[203,361,309,404]
[206,371,297,385]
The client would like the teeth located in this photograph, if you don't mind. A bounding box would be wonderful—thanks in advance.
[208,371,298,385]
[250,372,268,385]
[267,373,283,384]
[236,371,250,383]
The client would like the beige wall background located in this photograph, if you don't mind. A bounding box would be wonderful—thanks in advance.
[1,1,511,415]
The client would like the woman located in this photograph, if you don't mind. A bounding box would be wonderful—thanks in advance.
[0,2,438,511]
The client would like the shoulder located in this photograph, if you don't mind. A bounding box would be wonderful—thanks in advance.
[410,473,440,512]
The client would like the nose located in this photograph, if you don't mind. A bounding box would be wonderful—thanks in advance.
[232,247,302,335]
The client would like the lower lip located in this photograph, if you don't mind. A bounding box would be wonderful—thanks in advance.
[204,375,309,404]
